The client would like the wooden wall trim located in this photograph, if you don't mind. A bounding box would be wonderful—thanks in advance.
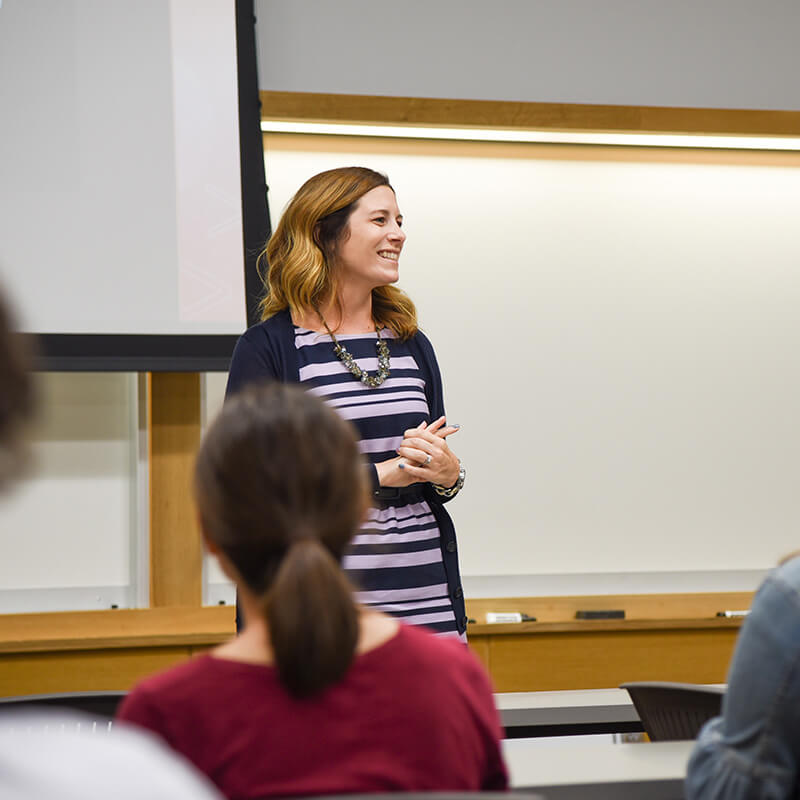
[0,647,201,696]
[148,372,203,607]
[473,627,740,692]
[465,591,750,690]
[260,90,800,137]
[0,606,235,654]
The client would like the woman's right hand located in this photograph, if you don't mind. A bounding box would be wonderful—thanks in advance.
[376,418,460,488]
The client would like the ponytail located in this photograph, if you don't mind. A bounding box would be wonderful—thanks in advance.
[195,384,370,698]
[264,537,359,698]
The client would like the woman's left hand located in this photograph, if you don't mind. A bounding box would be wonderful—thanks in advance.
[397,416,460,487]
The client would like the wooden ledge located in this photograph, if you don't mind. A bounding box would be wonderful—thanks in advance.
[0,606,235,654]
[466,591,754,627]
[468,617,744,636]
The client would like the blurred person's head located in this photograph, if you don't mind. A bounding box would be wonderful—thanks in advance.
[0,285,35,492]
[194,383,370,698]
[0,710,223,800]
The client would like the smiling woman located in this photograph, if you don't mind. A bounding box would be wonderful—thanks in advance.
[225,166,469,639]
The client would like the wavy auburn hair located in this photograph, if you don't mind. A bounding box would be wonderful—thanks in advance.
[194,383,370,698]
[259,166,418,340]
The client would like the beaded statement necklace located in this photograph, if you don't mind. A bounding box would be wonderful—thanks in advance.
[320,318,390,388]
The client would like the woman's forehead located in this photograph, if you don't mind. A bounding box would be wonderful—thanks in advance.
[354,185,400,214]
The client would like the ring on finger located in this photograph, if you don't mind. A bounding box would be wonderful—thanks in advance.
[424,454,432,466]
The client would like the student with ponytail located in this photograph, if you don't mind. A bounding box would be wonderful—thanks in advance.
[116,384,507,799]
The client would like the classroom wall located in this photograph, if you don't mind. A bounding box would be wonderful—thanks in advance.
[3,1,799,612]
[255,0,800,110]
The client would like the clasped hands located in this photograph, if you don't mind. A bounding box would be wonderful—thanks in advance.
[376,416,460,489]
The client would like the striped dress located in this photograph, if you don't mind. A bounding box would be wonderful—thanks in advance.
[293,325,462,638]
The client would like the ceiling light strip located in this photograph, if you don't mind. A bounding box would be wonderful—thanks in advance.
[261,120,800,151]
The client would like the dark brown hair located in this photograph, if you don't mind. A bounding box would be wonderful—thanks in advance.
[194,383,369,697]
[0,286,35,491]
[259,166,418,339]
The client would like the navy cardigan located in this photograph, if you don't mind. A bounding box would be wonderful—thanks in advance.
[226,309,468,635]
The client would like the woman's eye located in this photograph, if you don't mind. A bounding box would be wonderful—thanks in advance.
[373,216,386,224]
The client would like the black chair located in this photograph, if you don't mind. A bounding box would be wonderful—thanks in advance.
[620,681,724,741]
[0,690,126,719]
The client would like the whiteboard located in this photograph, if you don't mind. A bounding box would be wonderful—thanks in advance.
[259,133,800,582]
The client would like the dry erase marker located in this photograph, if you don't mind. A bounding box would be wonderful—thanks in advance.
[486,612,537,623]
[716,610,750,618]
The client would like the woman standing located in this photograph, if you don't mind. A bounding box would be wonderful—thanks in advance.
[226,167,468,638]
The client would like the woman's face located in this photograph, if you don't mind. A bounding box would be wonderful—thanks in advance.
[333,185,406,292]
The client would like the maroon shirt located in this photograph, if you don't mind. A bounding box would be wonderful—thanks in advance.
[117,624,508,799]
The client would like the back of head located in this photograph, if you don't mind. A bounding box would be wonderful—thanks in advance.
[0,286,35,493]
[194,383,368,697]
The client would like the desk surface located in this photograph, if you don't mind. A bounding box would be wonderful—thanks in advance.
[496,689,641,737]
[496,685,725,739]
[503,738,693,797]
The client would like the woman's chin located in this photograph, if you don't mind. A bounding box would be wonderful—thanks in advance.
[368,272,399,290]
[382,268,400,285]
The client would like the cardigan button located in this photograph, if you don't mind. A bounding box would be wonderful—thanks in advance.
[446,540,457,553]
[453,586,463,600]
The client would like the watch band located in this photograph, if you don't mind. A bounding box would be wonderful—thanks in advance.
[433,460,466,498]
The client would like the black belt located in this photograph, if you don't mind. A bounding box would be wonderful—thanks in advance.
[373,485,425,500]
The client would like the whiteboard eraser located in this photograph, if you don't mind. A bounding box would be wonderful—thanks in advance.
[575,609,625,620]
[486,612,523,624]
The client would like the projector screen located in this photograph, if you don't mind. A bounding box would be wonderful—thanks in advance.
[0,0,246,346]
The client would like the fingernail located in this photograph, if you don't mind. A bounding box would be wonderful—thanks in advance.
[398,463,405,470]
[451,424,461,429]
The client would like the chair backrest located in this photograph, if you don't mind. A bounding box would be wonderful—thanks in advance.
[620,681,724,741]
[0,691,126,720]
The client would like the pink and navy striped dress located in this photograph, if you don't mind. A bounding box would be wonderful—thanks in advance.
[294,325,460,637]
[226,309,467,639]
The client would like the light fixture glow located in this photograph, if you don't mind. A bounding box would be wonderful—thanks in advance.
[261,120,800,151]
